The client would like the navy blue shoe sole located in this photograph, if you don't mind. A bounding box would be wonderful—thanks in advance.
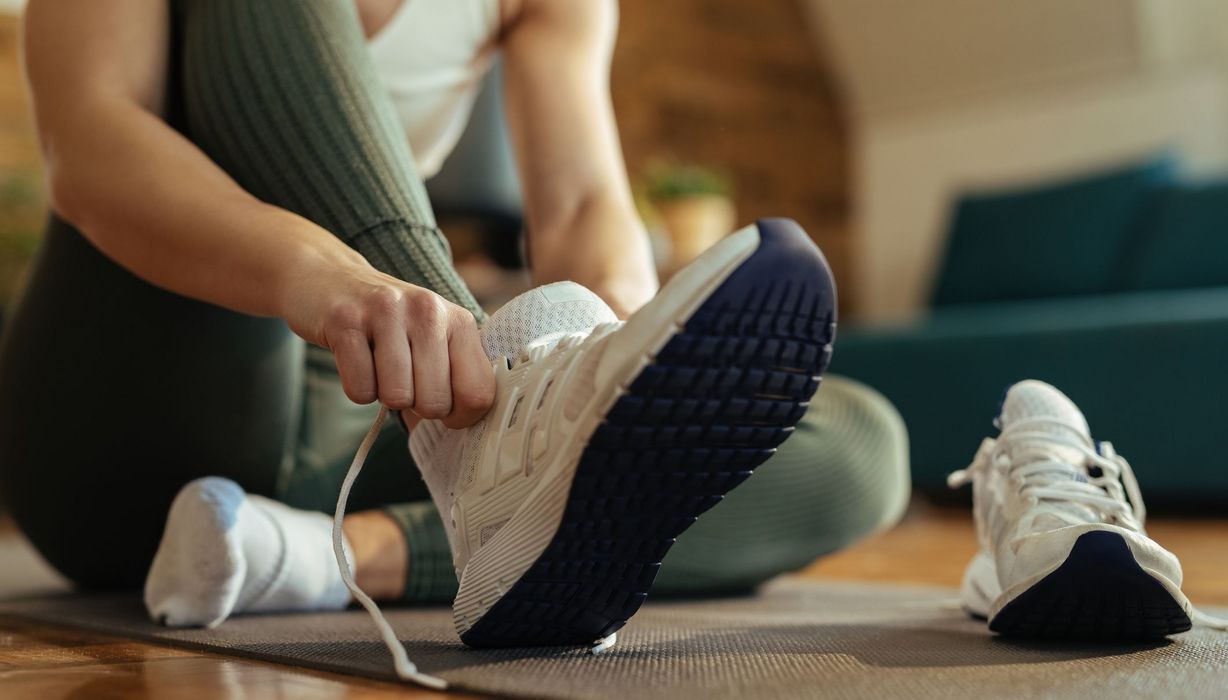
[990,530,1192,641]
[459,218,837,648]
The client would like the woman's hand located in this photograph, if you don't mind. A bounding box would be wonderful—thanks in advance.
[282,252,495,429]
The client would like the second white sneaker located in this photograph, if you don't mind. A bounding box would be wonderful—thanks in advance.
[948,379,1218,641]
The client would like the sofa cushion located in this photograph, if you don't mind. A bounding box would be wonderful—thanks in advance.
[1122,180,1228,291]
[932,157,1173,306]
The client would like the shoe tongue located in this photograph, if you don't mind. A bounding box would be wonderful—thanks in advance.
[999,381,1100,523]
[480,282,617,361]
[998,380,1091,445]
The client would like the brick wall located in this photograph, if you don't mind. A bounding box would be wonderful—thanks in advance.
[610,0,851,308]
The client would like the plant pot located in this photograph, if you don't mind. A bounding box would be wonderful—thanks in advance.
[654,194,736,271]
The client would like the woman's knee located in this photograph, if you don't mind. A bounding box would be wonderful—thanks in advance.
[1,463,169,590]
[790,374,912,544]
[655,376,911,594]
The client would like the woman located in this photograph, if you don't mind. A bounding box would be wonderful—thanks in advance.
[0,0,907,645]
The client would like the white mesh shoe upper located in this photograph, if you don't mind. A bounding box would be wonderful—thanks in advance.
[479,282,619,362]
[409,282,621,572]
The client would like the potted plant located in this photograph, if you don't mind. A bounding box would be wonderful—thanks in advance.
[641,161,735,272]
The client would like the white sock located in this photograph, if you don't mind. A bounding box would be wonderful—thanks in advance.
[144,477,352,628]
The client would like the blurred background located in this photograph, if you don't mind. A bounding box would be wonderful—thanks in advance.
[1,0,1226,508]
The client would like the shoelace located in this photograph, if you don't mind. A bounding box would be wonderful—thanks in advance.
[327,321,624,689]
[948,416,1228,632]
[332,405,448,690]
[947,416,1145,528]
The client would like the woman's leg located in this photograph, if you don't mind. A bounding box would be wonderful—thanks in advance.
[0,215,304,588]
[653,375,912,594]
[175,0,483,319]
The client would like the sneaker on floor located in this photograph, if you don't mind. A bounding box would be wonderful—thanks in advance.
[948,379,1224,641]
[411,217,837,649]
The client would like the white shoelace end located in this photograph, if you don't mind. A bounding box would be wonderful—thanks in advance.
[591,632,618,654]
[947,439,996,489]
[1192,608,1228,632]
[946,469,970,489]
[402,669,449,690]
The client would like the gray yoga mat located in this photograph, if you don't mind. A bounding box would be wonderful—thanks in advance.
[3,578,1227,699]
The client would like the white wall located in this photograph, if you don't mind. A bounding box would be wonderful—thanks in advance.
[856,73,1228,320]
[813,0,1145,120]
[807,0,1228,320]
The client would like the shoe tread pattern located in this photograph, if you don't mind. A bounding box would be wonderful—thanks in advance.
[990,530,1193,641]
[461,219,836,648]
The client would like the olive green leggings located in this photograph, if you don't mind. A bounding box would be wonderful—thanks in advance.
[0,0,909,599]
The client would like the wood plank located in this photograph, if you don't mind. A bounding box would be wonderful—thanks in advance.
[804,504,1228,607]
[0,615,468,699]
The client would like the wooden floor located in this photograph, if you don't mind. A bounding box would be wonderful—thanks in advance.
[2,506,1226,699]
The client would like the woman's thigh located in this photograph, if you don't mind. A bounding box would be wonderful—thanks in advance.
[0,218,304,588]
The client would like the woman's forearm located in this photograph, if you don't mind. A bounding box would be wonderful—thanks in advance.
[22,0,495,425]
[46,97,366,319]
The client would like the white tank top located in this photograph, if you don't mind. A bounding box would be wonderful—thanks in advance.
[367,0,501,178]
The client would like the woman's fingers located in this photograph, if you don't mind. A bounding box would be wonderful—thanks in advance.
[405,294,452,420]
[372,315,414,410]
[324,283,493,427]
[441,309,495,429]
[332,327,377,404]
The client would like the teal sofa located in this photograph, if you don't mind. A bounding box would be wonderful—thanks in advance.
[831,160,1228,507]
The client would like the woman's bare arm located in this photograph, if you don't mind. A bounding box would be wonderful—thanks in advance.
[25,0,348,320]
[501,0,658,318]
[23,0,492,426]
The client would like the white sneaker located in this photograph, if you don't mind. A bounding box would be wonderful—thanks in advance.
[409,218,836,649]
[948,380,1225,641]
